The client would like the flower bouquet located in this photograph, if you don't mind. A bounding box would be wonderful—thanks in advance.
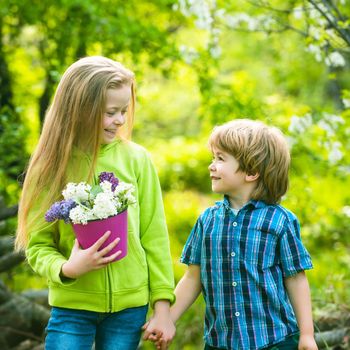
[45,172,136,261]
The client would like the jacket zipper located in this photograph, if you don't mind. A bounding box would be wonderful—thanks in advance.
[107,264,112,312]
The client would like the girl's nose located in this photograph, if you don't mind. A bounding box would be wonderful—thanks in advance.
[113,112,125,126]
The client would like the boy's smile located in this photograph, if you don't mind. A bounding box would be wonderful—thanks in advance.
[209,147,258,208]
[209,148,246,195]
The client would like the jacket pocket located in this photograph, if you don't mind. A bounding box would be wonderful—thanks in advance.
[110,230,148,291]
[128,229,147,268]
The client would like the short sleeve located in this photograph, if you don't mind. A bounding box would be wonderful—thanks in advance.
[180,216,203,265]
[279,217,313,277]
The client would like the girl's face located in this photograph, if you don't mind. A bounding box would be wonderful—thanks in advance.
[102,85,131,144]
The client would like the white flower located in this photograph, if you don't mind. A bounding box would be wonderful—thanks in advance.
[114,182,134,195]
[125,192,136,204]
[177,0,214,30]
[342,99,350,109]
[69,206,89,225]
[318,113,344,136]
[293,6,303,20]
[309,25,322,40]
[289,114,313,134]
[342,206,350,217]
[100,180,114,195]
[328,141,343,164]
[179,45,199,64]
[325,52,346,68]
[92,192,118,219]
[306,44,323,62]
[62,182,91,202]
[318,120,335,137]
[48,172,136,225]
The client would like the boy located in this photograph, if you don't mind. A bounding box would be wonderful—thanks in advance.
[149,119,318,349]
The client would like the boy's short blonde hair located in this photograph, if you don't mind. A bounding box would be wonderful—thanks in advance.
[208,119,290,204]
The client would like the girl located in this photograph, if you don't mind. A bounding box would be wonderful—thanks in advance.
[16,56,175,350]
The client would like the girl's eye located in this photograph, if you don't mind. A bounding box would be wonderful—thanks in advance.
[106,112,115,117]
[121,110,127,115]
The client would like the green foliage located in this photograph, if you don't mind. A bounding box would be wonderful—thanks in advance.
[0,106,28,203]
[151,137,212,192]
[1,1,350,347]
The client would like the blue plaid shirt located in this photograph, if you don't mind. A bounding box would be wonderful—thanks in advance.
[181,197,313,350]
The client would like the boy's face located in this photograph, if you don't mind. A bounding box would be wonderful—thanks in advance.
[209,148,247,196]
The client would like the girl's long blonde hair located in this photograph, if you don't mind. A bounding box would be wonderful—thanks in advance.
[16,56,135,250]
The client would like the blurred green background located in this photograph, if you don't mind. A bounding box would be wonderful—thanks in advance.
[1,0,349,349]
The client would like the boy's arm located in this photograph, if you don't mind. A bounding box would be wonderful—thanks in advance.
[142,265,201,350]
[284,271,318,350]
[171,264,202,323]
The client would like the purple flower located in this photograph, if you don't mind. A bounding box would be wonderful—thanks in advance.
[98,172,119,191]
[45,199,77,223]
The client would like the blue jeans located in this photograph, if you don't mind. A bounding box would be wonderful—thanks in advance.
[45,305,148,350]
[264,333,299,349]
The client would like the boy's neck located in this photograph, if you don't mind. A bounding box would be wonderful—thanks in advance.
[226,182,257,209]
[227,195,250,210]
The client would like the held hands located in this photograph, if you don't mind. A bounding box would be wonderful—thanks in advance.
[142,317,175,350]
[142,301,176,350]
[61,231,121,279]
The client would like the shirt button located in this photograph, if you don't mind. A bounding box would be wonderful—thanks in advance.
[232,282,237,287]
[231,252,236,257]
[232,222,237,227]
[235,312,240,317]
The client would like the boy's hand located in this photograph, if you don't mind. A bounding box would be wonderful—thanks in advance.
[142,314,175,350]
[298,334,318,350]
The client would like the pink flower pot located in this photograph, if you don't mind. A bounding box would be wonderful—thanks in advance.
[72,210,127,261]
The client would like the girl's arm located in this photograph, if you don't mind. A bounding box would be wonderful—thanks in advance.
[137,151,175,304]
[284,271,318,350]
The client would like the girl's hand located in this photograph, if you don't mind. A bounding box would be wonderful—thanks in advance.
[61,231,121,278]
[142,314,175,350]
[298,334,318,350]
[142,320,163,343]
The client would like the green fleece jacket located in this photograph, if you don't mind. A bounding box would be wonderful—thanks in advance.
[26,140,175,312]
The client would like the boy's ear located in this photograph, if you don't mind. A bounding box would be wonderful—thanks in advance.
[246,173,259,182]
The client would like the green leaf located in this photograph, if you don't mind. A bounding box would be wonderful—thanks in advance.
[90,185,103,197]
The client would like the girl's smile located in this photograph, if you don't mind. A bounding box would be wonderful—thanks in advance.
[102,85,131,144]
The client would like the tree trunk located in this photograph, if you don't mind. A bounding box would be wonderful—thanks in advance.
[0,251,25,273]
[315,327,349,348]
[0,281,50,349]
[0,17,14,110]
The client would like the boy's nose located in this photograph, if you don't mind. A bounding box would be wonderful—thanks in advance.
[208,162,216,171]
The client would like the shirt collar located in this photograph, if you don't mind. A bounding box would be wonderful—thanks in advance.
[215,195,268,211]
